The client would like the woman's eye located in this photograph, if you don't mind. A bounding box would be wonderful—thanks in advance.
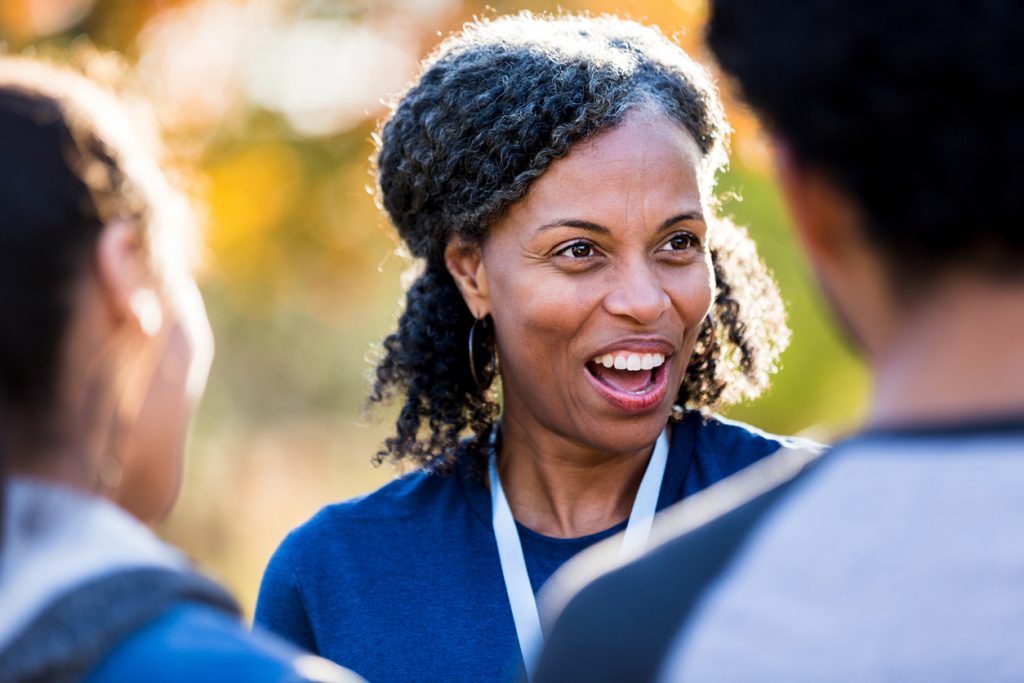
[661,232,699,252]
[557,241,595,258]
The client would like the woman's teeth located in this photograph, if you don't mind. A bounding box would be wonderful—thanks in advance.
[592,352,666,371]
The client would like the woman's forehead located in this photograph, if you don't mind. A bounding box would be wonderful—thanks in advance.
[510,114,704,215]
[557,111,702,176]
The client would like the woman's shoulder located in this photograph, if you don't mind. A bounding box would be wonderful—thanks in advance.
[689,411,822,449]
[679,410,824,474]
[86,602,361,683]
[270,462,472,565]
[315,463,466,526]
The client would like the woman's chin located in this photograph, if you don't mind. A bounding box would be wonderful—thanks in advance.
[571,401,675,456]
[585,425,670,459]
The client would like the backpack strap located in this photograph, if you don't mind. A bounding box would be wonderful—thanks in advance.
[0,567,239,683]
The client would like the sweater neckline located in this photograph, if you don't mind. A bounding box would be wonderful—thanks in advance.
[455,412,698,543]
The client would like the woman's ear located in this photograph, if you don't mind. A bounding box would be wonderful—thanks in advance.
[771,136,894,357]
[95,220,163,337]
[771,137,862,272]
[444,237,491,319]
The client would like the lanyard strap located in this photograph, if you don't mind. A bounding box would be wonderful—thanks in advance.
[488,428,670,678]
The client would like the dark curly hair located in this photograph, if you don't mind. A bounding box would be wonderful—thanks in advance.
[370,13,789,472]
[708,0,1024,286]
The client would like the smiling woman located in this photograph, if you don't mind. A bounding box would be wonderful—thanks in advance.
[255,13,816,682]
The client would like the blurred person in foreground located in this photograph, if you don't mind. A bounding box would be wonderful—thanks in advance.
[532,1,1024,681]
[0,57,359,683]
[255,12,818,682]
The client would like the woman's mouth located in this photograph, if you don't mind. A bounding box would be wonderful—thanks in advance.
[585,351,671,413]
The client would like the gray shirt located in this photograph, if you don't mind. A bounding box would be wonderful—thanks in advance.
[534,422,1024,682]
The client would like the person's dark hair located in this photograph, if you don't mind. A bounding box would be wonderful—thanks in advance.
[0,57,184,530]
[370,13,789,472]
[708,0,1024,287]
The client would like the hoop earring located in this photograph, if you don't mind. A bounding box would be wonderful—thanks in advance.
[690,314,716,366]
[468,315,497,391]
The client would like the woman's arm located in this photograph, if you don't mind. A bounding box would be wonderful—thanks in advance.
[255,540,319,654]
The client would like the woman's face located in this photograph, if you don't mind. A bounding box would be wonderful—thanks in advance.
[462,109,714,455]
[115,274,213,523]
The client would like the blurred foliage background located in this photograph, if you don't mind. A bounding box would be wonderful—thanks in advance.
[1,0,868,616]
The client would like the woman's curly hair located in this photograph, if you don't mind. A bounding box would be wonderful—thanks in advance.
[369,13,789,472]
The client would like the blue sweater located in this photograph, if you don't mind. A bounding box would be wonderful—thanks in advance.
[255,412,807,682]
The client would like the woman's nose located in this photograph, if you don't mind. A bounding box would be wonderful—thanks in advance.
[602,261,672,324]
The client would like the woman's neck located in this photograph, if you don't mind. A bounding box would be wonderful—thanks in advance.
[8,419,104,496]
[11,445,97,493]
[493,413,658,539]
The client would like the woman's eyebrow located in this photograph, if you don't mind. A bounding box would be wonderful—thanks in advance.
[658,212,705,232]
[536,219,610,234]
[537,213,704,234]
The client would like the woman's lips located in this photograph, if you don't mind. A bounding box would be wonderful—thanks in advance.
[585,357,671,413]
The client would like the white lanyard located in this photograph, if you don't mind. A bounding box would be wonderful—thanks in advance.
[488,428,670,677]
